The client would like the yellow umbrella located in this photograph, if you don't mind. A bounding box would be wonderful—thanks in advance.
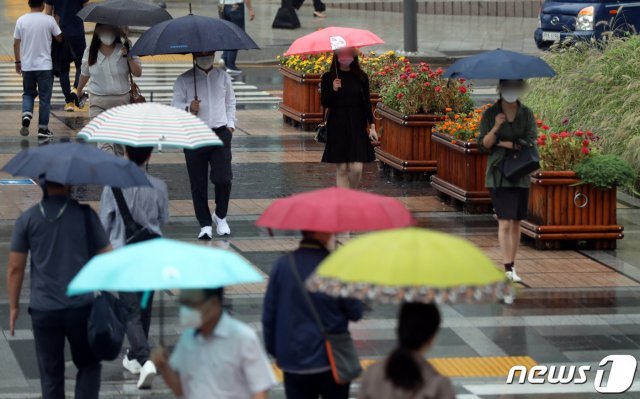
[306,228,513,303]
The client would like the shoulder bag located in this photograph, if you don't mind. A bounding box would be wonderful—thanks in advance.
[501,139,540,182]
[111,187,161,245]
[81,206,128,361]
[315,108,329,144]
[288,254,362,384]
[125,49,145,104]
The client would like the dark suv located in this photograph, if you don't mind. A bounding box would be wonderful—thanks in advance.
[535,1,640,49]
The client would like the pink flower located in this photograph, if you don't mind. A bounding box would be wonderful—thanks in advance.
[409,73,417,79]
[435,86,442,92]
[581,146,590,155]
[459,86,467,94]
[396,93,404,99]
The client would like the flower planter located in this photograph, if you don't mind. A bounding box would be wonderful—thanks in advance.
[521,171,624,250]
[370,93,382,134]
[278,67,323,131]
[430,132,491,213]
[374,103,444,174]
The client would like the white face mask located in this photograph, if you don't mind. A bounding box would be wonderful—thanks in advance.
[179,306,203,329]
[98,33,116,46]
[501,89,521,104]
[196,55,215,70]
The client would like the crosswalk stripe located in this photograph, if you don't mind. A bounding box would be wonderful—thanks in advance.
[0,63,281,105]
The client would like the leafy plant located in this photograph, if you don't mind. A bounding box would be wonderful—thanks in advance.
[574,155,635,189]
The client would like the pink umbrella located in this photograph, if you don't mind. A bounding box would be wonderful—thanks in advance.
[256,187,415,233]
[284,26,384,56]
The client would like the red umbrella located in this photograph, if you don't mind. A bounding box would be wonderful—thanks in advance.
[284,27,384,56]
[256,187,415,233]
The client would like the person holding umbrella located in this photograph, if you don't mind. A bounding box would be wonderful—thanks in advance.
[219,0,255,75]
[321,47,378,188]
[477,80,537,283]
[358,303,455,399]
[172,51,236,239]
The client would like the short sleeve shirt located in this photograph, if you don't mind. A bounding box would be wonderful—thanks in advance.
[170,312,276,399]
[13,12,62,71]
[10,197,110,311]
[45,0,87,38]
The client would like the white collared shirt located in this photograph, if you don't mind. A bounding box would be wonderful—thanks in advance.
[171,67,237,129]
[170,312,276,399]
[80,43,141,96]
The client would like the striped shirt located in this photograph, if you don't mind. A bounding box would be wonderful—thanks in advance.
[99,172,169,249]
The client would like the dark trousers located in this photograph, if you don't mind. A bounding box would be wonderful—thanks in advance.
[293,0,326,12]
[221,3,245,70]
[284,371,350,399]
[22,70,53,129]
[30,306,101,399]
[184,127,233,226]
[54,35,86,103]
[120,291,154,365]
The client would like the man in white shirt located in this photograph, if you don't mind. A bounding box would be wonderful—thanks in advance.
[151,288,276,399]
[13,0,63,139]
[172,51,236,239]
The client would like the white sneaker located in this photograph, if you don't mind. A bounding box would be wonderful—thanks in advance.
[198,226,213,240]
[214,215,231,236]
[225,67,242,75]
[137,360,157,389]
[122,353,142,375]
[506,268,523,283]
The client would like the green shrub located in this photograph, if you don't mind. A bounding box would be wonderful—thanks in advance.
[525,36,640,181]
[574,155,635,189]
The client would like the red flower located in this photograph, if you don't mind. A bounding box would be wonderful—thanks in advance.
[392,63,399,68]
[537,138,546,146]
[562,118,569,125]
[420,67,429,73]
[582,139,590,147]
[539,134,547,141]
[575,130,584,137]
[301,55,307,61]
[435,86,442,92]
[400,74,408,80]
[459,86,467,94]
[550,133,559,139]
[404,66,413,73]
[403,58,411,63]
[581,146,590,155]
[384,66,391,72]
[409,73,417,79]
[586,131,594,137]
[423,82,431,87]
[560,131,569,138]
[379,71,386,76]
[536,119,543,127]
[542,125,550,131]
[396,93,404,99]
[436,67,444,75]
[459,78,466,83]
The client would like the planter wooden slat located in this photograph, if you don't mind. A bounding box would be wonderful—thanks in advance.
[278,67,323,130]
[521,171,623,249]
[375,103,443,173]
[430,132,491,213]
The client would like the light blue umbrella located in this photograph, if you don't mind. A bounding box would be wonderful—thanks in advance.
[67,238,263,295]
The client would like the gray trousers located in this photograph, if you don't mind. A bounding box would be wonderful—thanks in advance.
[120,291,154,365]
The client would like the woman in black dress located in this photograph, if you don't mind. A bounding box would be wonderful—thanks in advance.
[320,48,378,188]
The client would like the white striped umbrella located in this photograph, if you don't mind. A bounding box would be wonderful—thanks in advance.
[78,103,223,150]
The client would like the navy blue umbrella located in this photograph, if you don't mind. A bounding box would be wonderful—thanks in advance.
[443,49,556,80]
[130,14,259,56]
[77,0,172,27]
[1,143,151,188]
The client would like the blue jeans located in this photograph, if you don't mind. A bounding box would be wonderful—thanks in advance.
[222,3,245,70]
[22,70,53,129]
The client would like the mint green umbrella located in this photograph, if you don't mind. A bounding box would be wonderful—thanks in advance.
[68,238,263,295]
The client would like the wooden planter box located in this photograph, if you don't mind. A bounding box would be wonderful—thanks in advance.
[278,67,323,131]
[375,103,444,173]
[370,93,382,134]
[430,132,491,213]
[521,171,624,249]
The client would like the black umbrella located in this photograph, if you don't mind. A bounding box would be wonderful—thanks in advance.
[77,0,172,27]
[1,143,151,188]
[130,12,259,100]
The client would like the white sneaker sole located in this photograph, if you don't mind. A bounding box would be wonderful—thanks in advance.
[137,371,156,389]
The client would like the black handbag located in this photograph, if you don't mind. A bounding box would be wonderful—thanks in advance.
[501,141,540,182]
[81,206,127,361]
[111,187,161,245]
[315,108,329,144]
[87,292,128,361]
[289,254,362,384]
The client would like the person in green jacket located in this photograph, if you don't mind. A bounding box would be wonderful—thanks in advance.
[477,80,538,284]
